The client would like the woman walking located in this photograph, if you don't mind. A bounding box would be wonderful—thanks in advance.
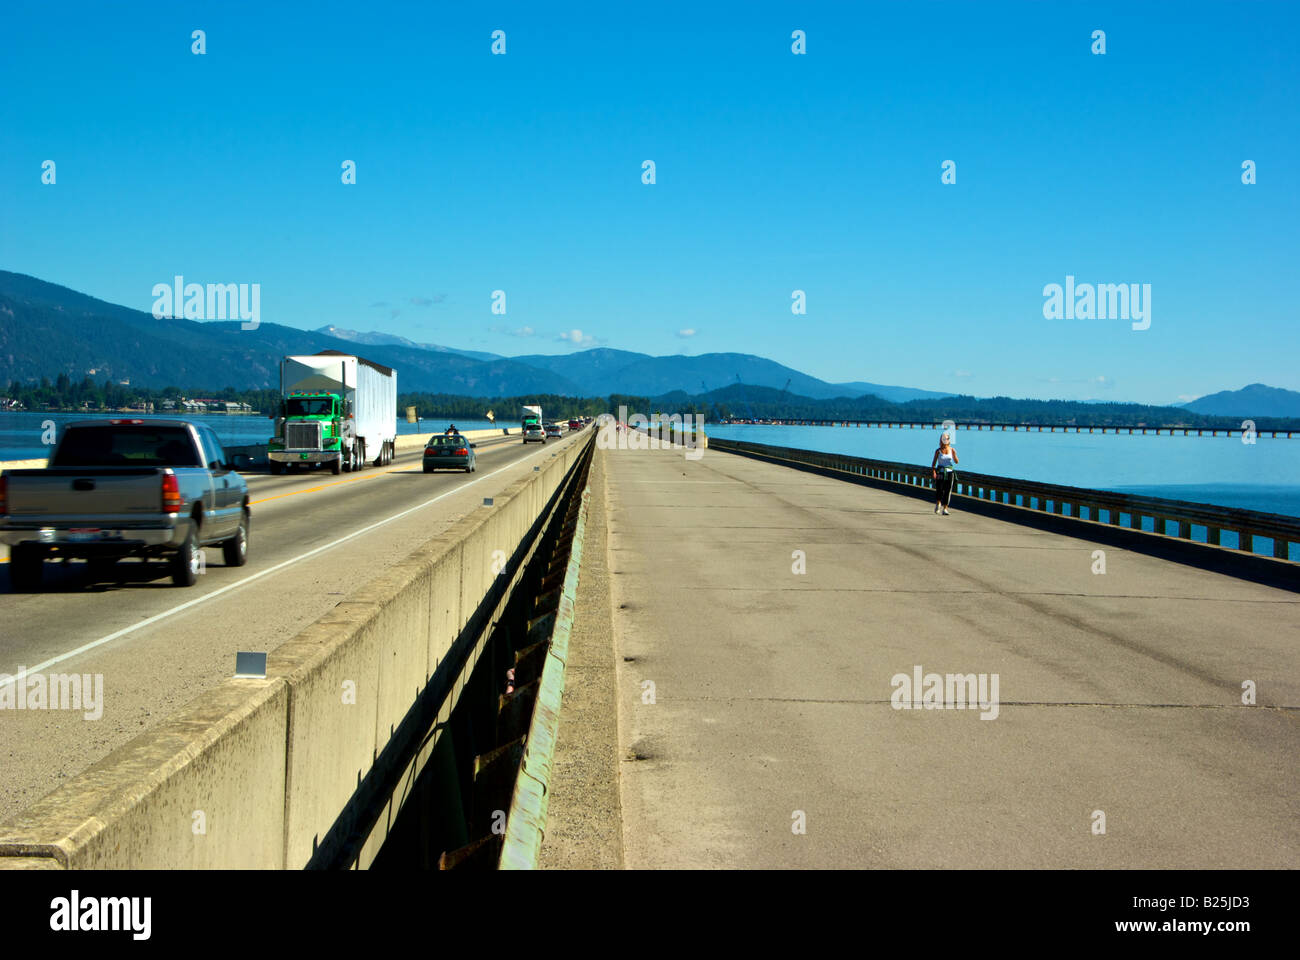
[931,432,959,515]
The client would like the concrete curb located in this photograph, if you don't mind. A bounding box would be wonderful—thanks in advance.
[498,487,591,869]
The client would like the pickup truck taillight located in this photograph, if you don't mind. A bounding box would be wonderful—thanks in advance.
[0,475,6,516]
[161,473,183,513]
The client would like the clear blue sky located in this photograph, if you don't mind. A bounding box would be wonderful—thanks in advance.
[2,1,1296,404]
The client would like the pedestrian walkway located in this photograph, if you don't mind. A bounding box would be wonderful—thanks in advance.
[601,442,1300,868]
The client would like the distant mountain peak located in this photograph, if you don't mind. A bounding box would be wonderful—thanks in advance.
[1180,383,1300,418]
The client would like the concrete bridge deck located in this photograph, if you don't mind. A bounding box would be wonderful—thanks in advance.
[594,443,1299,868]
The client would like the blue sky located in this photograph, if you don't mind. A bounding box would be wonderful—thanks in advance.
[1,1,1296,404]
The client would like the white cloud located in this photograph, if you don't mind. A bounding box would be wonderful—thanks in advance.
[558,328,598,347]
[677,328,696,338]
[510,325,535,337]
[953,370,972,378]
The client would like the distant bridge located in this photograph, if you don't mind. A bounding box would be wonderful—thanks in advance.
[716,419,1296,438]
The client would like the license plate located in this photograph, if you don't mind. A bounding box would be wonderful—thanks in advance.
[67,529,102,542]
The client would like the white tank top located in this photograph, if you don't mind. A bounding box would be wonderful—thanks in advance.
[936,450,955,468]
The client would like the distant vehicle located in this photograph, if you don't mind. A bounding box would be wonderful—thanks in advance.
[545,423,563,438]
[0,419,249,589]
[422,435,477,473]
[567,419,583,431]
[521,403,543,441]
[523,424,546,443]
[268,352,397,475]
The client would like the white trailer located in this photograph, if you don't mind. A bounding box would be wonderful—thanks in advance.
[271,351,397,473]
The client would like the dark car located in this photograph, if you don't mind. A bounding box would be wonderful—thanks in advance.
[422,434,477,473]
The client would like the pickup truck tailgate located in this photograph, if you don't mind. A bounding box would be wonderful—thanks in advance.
[5,468,165,521]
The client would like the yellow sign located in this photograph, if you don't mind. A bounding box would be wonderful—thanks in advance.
[486,410,495,422]
[405,406,418,423]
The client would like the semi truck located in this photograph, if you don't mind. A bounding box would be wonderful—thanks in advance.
[268,351,397,475]
[521,404,544,443]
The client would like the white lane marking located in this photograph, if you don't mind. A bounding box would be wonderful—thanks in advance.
[0,441,567,686]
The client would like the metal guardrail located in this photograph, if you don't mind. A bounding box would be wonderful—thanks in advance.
[708,438,1300,563]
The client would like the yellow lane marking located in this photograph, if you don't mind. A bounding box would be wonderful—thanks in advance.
[249,463,407,505]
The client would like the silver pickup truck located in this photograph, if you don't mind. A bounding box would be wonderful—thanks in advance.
[0,419,250,589]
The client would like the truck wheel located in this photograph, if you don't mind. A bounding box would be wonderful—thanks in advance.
[9,545,44,591]
[331,456,342,475]
[171,530,201,587]
[223,510,249,567]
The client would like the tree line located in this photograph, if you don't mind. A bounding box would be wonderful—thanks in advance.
[2,377,282,414]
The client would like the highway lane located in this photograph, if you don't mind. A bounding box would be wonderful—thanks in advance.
[0,430,585,823]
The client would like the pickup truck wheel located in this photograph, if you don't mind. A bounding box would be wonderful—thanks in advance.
[171,531,201,587]
[222,511,249,567]
[9,545,44,591]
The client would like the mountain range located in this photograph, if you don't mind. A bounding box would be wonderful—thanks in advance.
[2,270,1298,416]
[0,271,950,402]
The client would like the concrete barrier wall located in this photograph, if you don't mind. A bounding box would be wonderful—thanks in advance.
[0,439,589,869]
[0,678,289,868]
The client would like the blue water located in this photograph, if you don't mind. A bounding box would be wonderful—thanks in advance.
[0,412,501,460]
[705,423,1300,518]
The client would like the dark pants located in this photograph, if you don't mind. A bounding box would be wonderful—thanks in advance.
[936,470,955,505]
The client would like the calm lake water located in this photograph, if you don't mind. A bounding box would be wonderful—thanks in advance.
[0,412,503,460]
[705,423,1300,519]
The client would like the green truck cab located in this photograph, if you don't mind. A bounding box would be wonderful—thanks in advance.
[266,353,398,475]
[268,392,349,474]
